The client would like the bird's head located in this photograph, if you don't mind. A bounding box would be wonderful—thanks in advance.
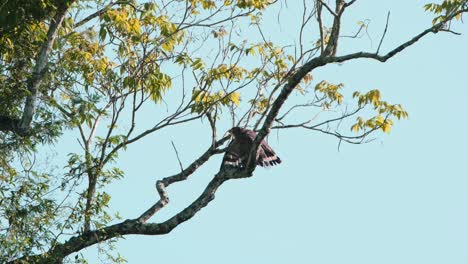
[228,127,242,138]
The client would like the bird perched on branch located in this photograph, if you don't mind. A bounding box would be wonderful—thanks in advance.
[222,127,281,169]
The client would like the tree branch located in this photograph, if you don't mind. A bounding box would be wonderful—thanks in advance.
[9,165,240,264]
[316,0,337,17]
[171,140,184,173]
[376,11,391,54]
[323,0,346,57]
[73,0,130,28]
[17,1,74,135]
[136,136,230,223]
[316,1,325,54]
[7,5,468,264]
[246,7,468,173]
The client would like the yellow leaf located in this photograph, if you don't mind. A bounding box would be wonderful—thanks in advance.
[382,123,391,133]
[375,115,384,125]
[351,123,360,132]
[230,92,241,106]
[5,37,13,49]
[335,92,343,104]
[202,0,216,9]
[303,74,313,84]
[162,42,174,52]
[131,19,142,34]
[371,90,380,103]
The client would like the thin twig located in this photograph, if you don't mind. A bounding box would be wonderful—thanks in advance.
[171,140,184,172]
[376,11,391,54]
[440,28,462,35]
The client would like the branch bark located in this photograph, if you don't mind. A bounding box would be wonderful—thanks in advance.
[8,163,238,264]
[322,0,346,57]
[136,136,230,223]
[246,7,468,173]
[7,5,468,264]
[0,1,74,136]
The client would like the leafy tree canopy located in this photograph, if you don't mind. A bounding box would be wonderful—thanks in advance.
[0,0,466,263]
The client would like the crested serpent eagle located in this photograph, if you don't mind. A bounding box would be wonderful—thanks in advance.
[221,127,281,169]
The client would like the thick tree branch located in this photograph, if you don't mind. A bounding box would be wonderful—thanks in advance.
[7,5,468,264]
[9,166,241,264]
[9,136,230,263]
[15,1,74,136]
[323,0,346,57]
[246,7,468,173]
[316,0,337,17]
[0,2,74,136]
[83,170,97,232]
[136,136,230,223]
[316,1,325,54]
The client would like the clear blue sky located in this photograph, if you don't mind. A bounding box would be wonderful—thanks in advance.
[71,1,468,263]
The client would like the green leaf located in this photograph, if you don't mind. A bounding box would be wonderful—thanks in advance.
[99,26,107,41]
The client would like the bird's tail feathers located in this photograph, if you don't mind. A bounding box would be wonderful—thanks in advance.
[257,145,282,167]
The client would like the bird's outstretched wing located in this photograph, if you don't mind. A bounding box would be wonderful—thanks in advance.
[221,141,246,168]
[221,127,281,169]
[257,141,282,167]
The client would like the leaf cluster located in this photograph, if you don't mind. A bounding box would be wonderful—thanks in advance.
[351,90,408,134]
